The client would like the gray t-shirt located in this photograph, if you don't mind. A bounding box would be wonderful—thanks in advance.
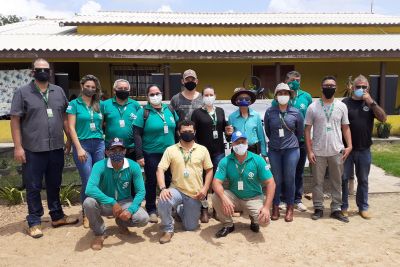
[10,81,68,152]
[170,92,203,121]
[305,98,349,157]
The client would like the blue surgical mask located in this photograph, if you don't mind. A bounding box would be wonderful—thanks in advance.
[237,99,250,106]
[109,151,125,163]
[354,89,364,98]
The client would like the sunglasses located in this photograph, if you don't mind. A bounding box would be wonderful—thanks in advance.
[237,96,251,101]
[34,68,50,73]
[149,93,162,97]
[355,85,368,89]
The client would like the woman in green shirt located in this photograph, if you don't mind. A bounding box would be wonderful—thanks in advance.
[67,74,105,227]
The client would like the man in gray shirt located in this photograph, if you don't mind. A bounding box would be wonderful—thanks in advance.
[10,58,78,238]
[304,76,352,223]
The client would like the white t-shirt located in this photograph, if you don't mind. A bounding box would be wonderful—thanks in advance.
[305,98,349,157]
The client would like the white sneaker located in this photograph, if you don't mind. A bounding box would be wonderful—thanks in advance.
[294,202,307,212]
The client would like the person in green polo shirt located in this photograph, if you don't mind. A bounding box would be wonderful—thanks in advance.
[133,84,178,223]
[212,130,275,238]
[101,79,141,160]
[67,74,105,228]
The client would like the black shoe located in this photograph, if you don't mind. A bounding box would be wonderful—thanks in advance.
[215,225,235,238]
[311,209,324,220]
[250,222,260,233]
[330,211,350,223]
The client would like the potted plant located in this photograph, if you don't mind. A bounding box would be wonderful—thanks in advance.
[375,121,392,138]
[0,159,11,176]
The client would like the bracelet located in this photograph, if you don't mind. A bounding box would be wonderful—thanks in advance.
[370,101,377,108]
[160,187,166,191]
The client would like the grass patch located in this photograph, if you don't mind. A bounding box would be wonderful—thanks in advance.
[371,143,400,177]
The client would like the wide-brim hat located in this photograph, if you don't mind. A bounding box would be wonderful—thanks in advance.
[231,87,256,106]
[274,83,295,98]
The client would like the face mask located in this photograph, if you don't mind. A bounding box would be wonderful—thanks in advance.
[354,89,364,98]
[149,94,162,105]
[180,132,195,142]
[109,151,125,163]
[82,87,96,97]
[277,95,290,105]
[322,87,336,99]
[233,143,248,156]
[237,99,250,107]
[184,81,197,91]
[115,90,129,100]
[288,80,300,91]
[203,96,215,106]
[34,69,50,82]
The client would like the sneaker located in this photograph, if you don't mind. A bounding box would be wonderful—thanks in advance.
[159,232,174,244]
[311,209,324,220]
[341,209,349,217]
[51,215,79,228]
[83,215,90,228]
[27,225,43,238]
[330,211,349,223]
[359,210,372,220]
[294,202,307,212]
[149,213,158,223]
[91,235,107,250]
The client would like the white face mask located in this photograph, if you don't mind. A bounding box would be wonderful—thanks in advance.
[277,95,290,105]
[233,143,248,156]
[203,95,216,106]
[149,94,162,105]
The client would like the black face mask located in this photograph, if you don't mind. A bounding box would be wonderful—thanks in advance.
[34,69,50,82]
[322,87,336,99]
[184,81,197,91]
[180,132,195,142]
[115,90,130,100]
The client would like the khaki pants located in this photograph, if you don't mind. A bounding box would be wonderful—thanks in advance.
[312,153,343,212]
[212,190,264,227]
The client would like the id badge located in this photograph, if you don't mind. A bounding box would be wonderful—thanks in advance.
[46,108,53,118]
[326,122,332,132]
[183,168,190,178]
[164,125,169,134]
[278,128,284,137]
[213,130,218,139]
[119,120,125,128]
[238,181,244,191]
[90,122,96,131]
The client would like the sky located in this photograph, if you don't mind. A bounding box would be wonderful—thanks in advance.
[1,0,400,19]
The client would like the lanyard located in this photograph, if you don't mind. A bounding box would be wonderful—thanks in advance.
[179,147,192,167]
[117,105,127,119]
[319,99,334,122]
[35,83,49,106]
[208,110,217,128]
[279,112,286,128]
[155,109,166,124]
[235,162,247,181]
[87,106,94,123]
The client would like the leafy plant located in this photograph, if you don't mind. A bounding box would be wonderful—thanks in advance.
[59,183,80,207]
[0,159,8,169]
[375,121,392,139]
[0,186,25,205]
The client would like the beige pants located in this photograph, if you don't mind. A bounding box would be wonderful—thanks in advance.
[212,190,264,227]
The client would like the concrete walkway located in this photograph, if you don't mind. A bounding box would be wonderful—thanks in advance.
[369,164,400,193]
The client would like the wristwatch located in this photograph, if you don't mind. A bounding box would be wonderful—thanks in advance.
[159,187,166,191]
[370,101,377,108]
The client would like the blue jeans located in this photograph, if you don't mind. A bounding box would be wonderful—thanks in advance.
[211,153,225,175]
[269,147,300,206]
[143,152,171,215]
[72,138,105,204]
[294,142,307,204]
[23,149,65,227]
[158,188,202,232]
[342,148,371,211]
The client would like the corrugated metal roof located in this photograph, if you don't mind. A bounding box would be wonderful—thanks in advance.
[61,11,400,26]
[0,19,75,35]
[0,33,399,53]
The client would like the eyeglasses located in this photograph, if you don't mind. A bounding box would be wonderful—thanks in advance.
[237,96,251,101]
[355,85,368,89]
[34,68,50,73]
[149,93,162,97]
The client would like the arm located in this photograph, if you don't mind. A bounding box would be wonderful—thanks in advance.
[127,165,146,214]
[63,113,71,154]
[295,112,304,141]
[196,167,213,200]
[264,110,271,138]
[257,178,276,224]
[133,125,145,163]
[364,93,387,122]
[341,124,353,160]
[67,114,87,163]
[304,124,316,164]
[256,115,268,156]
[10,116,25,163]
[85,162,117,206]
[157,149,172,201]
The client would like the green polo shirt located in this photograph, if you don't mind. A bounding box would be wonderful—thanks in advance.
[215,151,273,199]
[132,103,178,154]
[101,97,141,148]
[66,97,103,140]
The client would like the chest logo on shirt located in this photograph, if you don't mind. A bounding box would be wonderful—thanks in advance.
[122,182,129,189]
[248,172,254,179]
[67,105,72,111]
[130,113,137,120]
[363,106,370,112]
[300,103,306,110]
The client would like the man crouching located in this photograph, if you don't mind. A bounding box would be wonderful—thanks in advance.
[84,138,149,250]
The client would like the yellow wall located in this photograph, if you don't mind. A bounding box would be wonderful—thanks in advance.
[79,62,112,97]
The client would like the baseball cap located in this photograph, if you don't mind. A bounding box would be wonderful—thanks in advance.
[183,69,197,80]
[107,137,125,149]
[231,131,247,143]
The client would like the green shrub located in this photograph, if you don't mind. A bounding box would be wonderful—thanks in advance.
[0,186,25,205]
[59,183,80,207]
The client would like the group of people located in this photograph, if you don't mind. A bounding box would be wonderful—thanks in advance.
[10,58,387,250]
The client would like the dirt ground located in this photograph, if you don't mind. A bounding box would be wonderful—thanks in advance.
[0,193,400,267]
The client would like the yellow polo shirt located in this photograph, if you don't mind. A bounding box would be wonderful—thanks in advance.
[158,142,213,198]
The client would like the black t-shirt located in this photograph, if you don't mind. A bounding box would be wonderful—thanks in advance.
[191,107,227,156]
[342,97,375,150]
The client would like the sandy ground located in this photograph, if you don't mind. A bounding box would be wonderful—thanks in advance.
[0,194,400,267]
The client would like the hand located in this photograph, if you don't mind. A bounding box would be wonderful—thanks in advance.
[342,147,352,161]
[118,210,132,221]
[64,139,71,154]
[112,203,123,218]
[221,195,235,216]
[159,188,172,201]
[307,151,316,164]
[258,207,271,225]
[225,125,234,136]
[195,187,208,200]
[14,147,26,164]
[362,92,374,104]
[77,147,88,163]
[136,158,145,167]
[264,156,269,163]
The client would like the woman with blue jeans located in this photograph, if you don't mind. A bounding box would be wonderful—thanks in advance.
[67,74,105,227]
[264,83,304,222]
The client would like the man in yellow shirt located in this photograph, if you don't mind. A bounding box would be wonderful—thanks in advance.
[157,120,213,244]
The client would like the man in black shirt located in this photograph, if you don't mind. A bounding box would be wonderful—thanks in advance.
[341,75,387,220]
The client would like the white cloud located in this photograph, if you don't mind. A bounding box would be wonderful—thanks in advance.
[267,0,372,13]
[1,0,73,19]
[157,5,173,12]
[80,0,102,14]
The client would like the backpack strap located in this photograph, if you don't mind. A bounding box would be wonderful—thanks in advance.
[143,108,150,127]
